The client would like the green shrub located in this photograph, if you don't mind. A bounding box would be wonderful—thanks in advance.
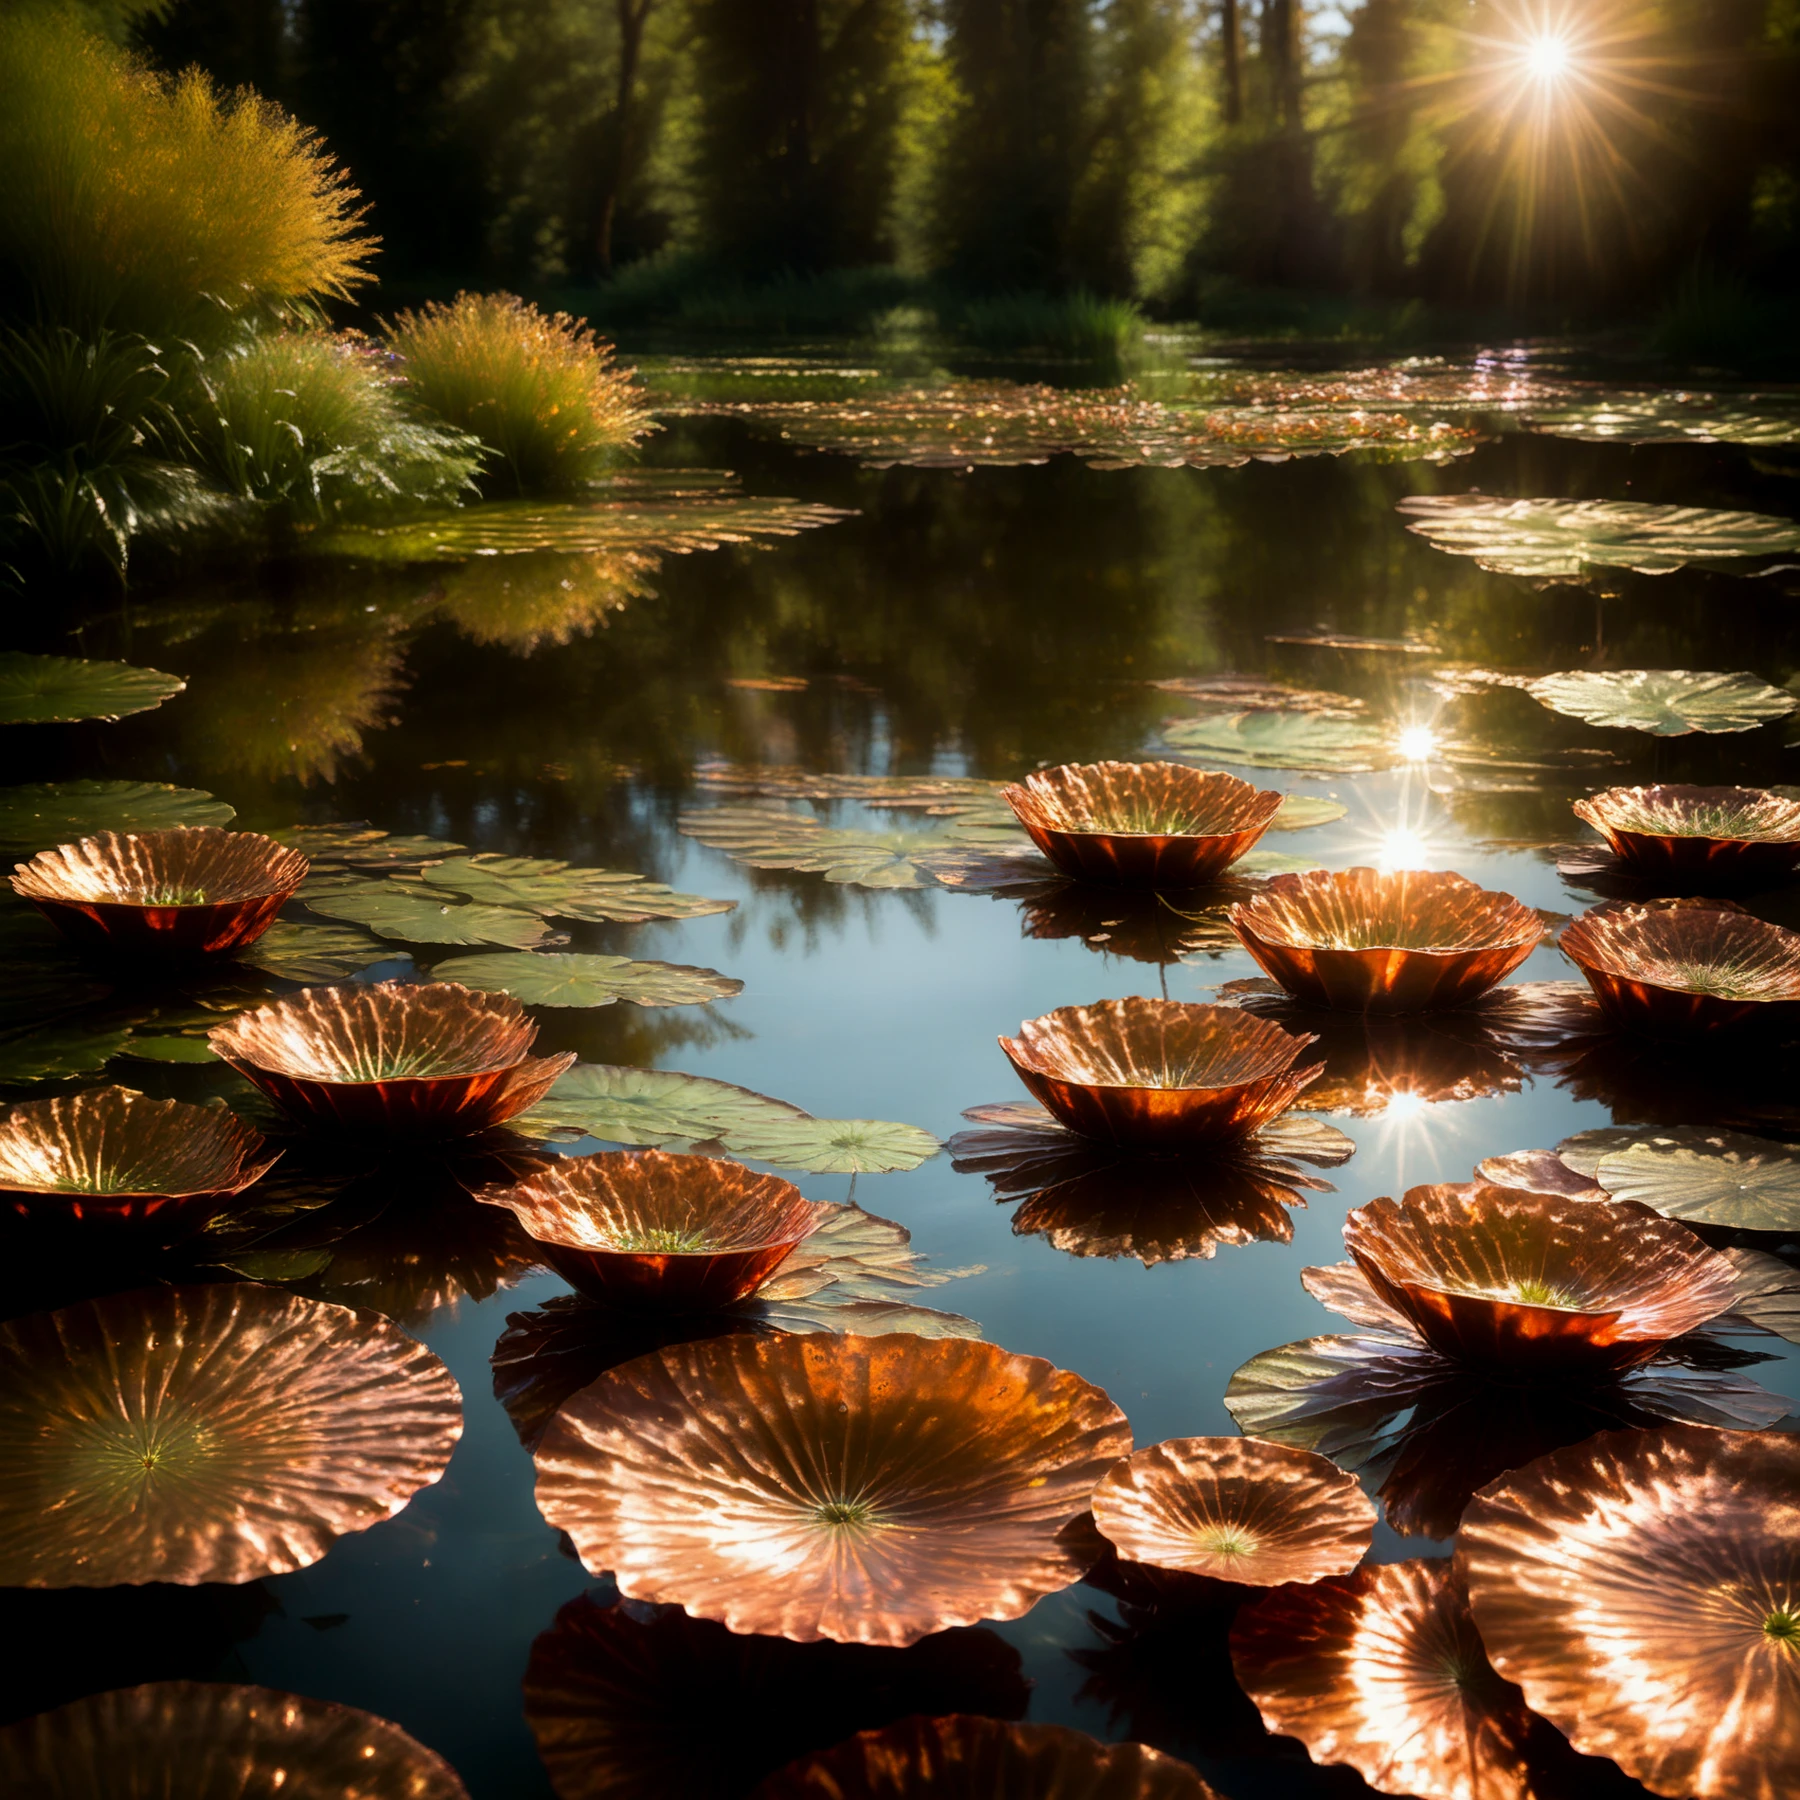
[185,331,483,518]
[0,7,373,340]
[386,294,652,496]
[955,289,1146,357]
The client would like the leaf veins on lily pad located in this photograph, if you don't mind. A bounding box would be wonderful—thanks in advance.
[718,1115,941,1174]
[1161,711,1398,772]
[431,952,742,1008]
[414,855,732,923]
[514,1064,810,1146]
[1397,495,1800,579]
[303,880,555,949]
[0,653,186,725]
[1530,397,1800,448]
[235,920,404,981]
[0,781,234,852]
[1524,669,1795,737]
[1592,1131,1800,1233]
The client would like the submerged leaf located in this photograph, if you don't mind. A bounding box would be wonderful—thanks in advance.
[431,951,743,1008]
[234,920,403,981]
[721,1116,941,1175]
[1397,495,1800,579]
[0,781,233,852]
[415,854,732,923]
[514,1064,809,1146]
[1524,669,1795,737]
[0,653,186,725]
[303,881,554,948]
[1161,711,1397,773]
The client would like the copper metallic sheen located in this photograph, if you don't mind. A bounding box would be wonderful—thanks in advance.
[1573,783,1800,886]
[752,1715,1221,1798]
[999,999,1320,1148]
[1228,867,1546,1013]
[475,1148,833,1311]
[0,1681,470,1800]
[533,1332,1132,1646]
[1559,900,1800,1035]
[11,828,309,956]
[1090,1436,1374,1584]
[1001,761,1282,887]
[0,1284,463,1586]
[1460,1425,1800,1800]
[0,1086,279,1247]
[1230,1558,1539,1800]
[1343,1183,1738,1377]
[208,981,576,1133]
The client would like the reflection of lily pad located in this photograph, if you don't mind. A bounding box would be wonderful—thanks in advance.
[1523,669,1795,737]
[1593,1131,1800,1232]
[234,920,403,981]
[1397,496,1800,579]
[0,654,186,725]
[1161,711,1396,772]
[0,782,234,853]
[719,1116,940,1175]
[516,1064,809,1146]
[1269,796,1348,831]
[432,952,743,1008]
[416,855,733,923]
[303,881,555,949]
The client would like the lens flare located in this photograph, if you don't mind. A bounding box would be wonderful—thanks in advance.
[1378,828,1429,873]
[1523,33,1574,81]
[1396,726,1438,763]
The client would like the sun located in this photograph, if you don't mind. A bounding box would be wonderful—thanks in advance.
[1523,32,1575,82]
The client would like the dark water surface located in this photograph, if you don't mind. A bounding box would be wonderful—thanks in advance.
[6,345,1799,1797]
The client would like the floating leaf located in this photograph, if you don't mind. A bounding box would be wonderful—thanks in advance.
[117,1034,220,1064]
[1530,397,1800,447]
[1161,711,1397,773]
[1719,1247,1800,1344]
[1269,795,1348,831]
[1149,675,1364,717]
[721,1116,941,1175]
[1397,496,1800,579]
[274,823,466,868]
[0,781,233,853]
[692,763,1012,820]
[0,1018,134,1083]
[1523,669,1795,737]
[1265,631,1437,654]
[303,880,554,948]
[1233,848,1327,876]
[414,855,732,923]
[1593,1131,1800,1233]
[514,1064,809,1146]
[431,952,743,1008]
[0,653,186,725]
[234,920,403,981]
[212,1248,336,1281]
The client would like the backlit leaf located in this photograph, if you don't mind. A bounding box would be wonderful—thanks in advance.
[1269,795,1349,831]
[1530,397,1800,447]
[1161,711,1397,772]
[0,653,186,724]
[1524,669,1795,737]
[304,880,554,948]
[431,951,743,1008]
[0,781,233,852]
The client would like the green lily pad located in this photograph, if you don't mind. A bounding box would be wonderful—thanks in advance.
[1269,795,1348,831]
[210,1248,336,1282]
[1397,496,1800,579]
[513,1063,809,1146]
[0,654,187,725]
[234,921,404,981]
[1161,711,1397,773]
[1233,848,1327,876]
[0,1017,134,1083]
[693,764,1013,820]
[273,823,467,869]
[431,951,743,1008]
[720,1115,941,1175]
[1593,1131,1800,1233]
[1530,398,1800,447]
[414,855,733,923]
[1524,669,1795,737]
[0,781,234,853]
[303,880,554,949]
[116,1034,221,1064]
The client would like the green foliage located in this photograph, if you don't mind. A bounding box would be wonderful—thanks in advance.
[955,289,1144,356]
[1651,265,1795,375]
[183,330,482,517]
[0,7,374,341]
[386,293,651,496]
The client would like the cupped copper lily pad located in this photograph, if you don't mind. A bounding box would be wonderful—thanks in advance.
[1000,999,1320,1148]
[1343,1183,1738,1377]
[1559,899,1800,1035]
[475,1148,833,1311]
[1460,1425,1800,1800]
[1228,867,1546,1013]
[1001,761,1282,887]
[11,828,309,958]
[209,981,576,1134]
[752,1715,1220,1799]
[1230,1559,1541,1800]
[534,1332,1132,1646]
[0,1086,279,1248]
[1091,1437,1373,1584]
[1573,783,1800,887]
[0,1284,462,1586]
[0,1680,469,1799]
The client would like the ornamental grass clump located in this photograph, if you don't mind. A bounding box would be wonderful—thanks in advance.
[386,295,652,497]
[0,9,374,342]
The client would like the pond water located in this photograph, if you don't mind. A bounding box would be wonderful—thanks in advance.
[5,341,1799,1798]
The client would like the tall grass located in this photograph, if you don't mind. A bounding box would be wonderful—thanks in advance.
[386,294,652,496]
[955,290,1146,358]
[185,332,482,518]
[0,8,374,340]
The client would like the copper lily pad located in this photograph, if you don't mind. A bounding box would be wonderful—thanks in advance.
[1000,999,1320,1148]
[1559,899,1800,1035]
[1000,762,1282,887]
[1228,867,1546,1013]
[752,1715,1220,1798]
[1230,1558,1540,1800]
[1572,784,1800,887]
[1343,1183,1739,1376]
[209,982,576,1134]
[0,1086,278,1247]
[475,1149,833,1310]
[0,1284,461,1586]
[533,1332,1131,1645]
[1460,1425,1800,1800]
[0,1680,469,1798]
[1091,1437,1373,1584]
[13,829,309,957]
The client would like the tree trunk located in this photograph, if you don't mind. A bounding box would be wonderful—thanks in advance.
[1221,0,1242,126]
[596,0,653,278]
